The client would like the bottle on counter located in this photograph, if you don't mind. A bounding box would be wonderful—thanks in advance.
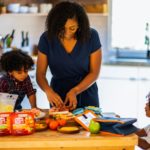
[21,31,31,55]
[6,29,15,48]
[145,22,150,58]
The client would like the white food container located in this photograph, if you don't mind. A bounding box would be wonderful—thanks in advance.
[0,93,18,112]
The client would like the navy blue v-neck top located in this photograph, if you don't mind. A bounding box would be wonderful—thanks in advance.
[38,28,102,108]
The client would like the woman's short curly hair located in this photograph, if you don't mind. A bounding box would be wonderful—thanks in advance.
[46,1,90,43]
[0,50,34,72]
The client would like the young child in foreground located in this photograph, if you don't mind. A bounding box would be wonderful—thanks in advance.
[136,93,150,149]
[0,49,37,111]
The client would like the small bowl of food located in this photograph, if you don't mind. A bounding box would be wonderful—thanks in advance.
[35,120,48,131]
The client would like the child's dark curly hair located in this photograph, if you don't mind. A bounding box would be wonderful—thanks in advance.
[46,1,90,43]
[0,50,34,72]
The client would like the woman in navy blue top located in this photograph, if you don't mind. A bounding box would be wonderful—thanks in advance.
[37,1,102,110]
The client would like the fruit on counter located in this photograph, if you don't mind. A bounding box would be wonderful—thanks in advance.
[57,119,66,126]
[49,120,59,130]
[45,118,50,125]
[89,119,101,134]
[48,118,67,130]
[46,117,57,125]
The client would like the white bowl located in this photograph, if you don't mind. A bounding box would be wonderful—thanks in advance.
[19,6,29,13]
[39,3,52,13]
[47,4,52,13]
[39,3,47,13]
[28,6,38,13]
[7,3,20,13]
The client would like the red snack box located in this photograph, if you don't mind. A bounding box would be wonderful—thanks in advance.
[0,113,11,136]
[11,112,35,135]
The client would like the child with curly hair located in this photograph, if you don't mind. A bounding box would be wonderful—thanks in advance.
[0,49,37,110]
[136,93,150,149]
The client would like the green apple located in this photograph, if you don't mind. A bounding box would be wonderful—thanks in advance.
[89,119,101,134]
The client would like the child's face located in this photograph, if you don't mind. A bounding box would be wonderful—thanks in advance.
[9,68,28,81]
[145,102,150,117]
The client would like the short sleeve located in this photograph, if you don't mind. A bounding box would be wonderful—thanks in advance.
[141,136,150,145]
[144,124,150,135]
[138,125,150,145]
[0,78,9,92]
[38,32,49,55]
[90,28,102,53]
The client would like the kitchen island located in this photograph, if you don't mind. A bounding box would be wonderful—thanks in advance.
[0,130,138,150]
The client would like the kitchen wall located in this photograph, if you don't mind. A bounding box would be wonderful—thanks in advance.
[0,14,108,57]
[0,15,46,54]
[0,0,108,55]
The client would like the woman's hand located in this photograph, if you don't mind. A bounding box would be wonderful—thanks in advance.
[45,87,63,107]
[64,88,78,110]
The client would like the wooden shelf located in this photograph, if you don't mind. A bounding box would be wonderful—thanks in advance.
[87,13,108,17]
[0,12,108,17]
[0,13,48,17]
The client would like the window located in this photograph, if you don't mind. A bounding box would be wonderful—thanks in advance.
[110,0,150,58]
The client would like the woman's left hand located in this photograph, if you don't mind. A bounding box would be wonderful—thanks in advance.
[64,88,78,110]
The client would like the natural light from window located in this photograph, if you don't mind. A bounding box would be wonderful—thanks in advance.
[111,0,150,51]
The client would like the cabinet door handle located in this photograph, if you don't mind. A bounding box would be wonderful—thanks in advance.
[140,78,148,81]
[129,77,136,81]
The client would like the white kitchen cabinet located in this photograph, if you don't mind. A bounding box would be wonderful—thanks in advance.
[98,65,150,128]
[98,65,138,118]
[137,67,150,128]
[98,78,138,118]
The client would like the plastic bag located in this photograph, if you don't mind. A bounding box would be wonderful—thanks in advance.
[0,93,18,112]
[11,112,35,135]
[0,112,11,136]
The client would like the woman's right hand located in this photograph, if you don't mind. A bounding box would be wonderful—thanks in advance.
[45,87,63,107]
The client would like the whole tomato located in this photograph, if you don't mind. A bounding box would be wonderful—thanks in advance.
[46,118,54,125]
[49,120,59,130]
[45,118,50,125]
[57,119,66,126]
